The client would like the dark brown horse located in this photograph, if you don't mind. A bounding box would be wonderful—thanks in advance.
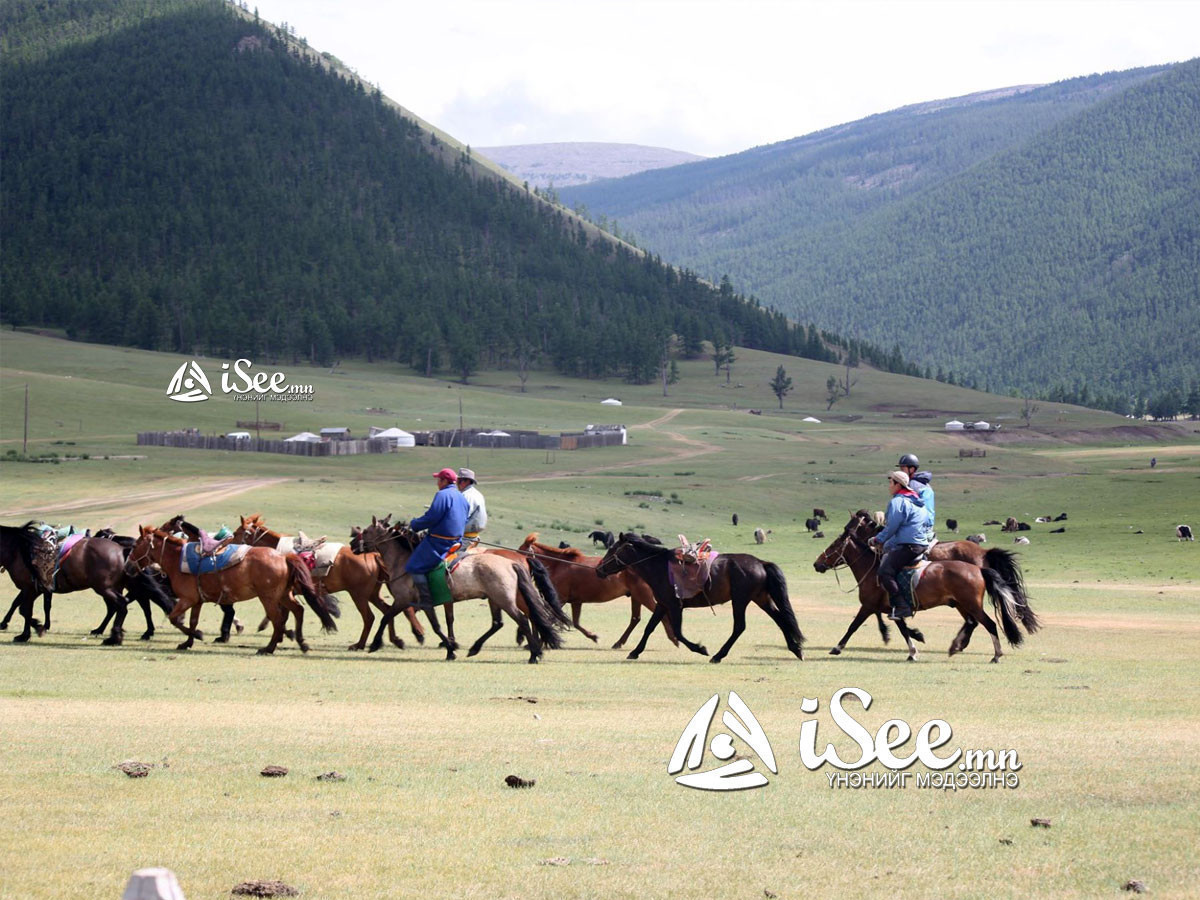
[232,513,414,651]
[518,533,675,648]
[127,527,339,654]
[0,523,138,645]
[814,510,1040,656]
[595,533,805,663]
[812,513,1040,662]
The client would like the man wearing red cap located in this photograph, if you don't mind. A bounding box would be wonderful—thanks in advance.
[406,467,469,610]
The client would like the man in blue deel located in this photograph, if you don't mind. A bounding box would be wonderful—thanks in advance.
[406,467,468,610]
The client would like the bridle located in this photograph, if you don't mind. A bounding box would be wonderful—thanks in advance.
[126,530,166,575]
[820,518,881,593]
[596,539,664,577]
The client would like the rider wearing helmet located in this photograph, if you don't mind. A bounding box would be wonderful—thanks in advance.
[898,453,935,542]
[870,470,929,620]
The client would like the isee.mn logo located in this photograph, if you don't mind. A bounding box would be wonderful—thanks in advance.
[166,360,212,402]
[668,691,777,791]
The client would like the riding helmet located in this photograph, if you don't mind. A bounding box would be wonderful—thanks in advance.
[897,453,919,468]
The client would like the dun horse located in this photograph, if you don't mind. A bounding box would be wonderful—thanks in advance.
[354,517,569,663]
[596,533,805,663]
[813,512,1040,662]
[127,526,339,654]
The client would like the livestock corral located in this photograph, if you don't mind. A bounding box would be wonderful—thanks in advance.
[2,333,1198,899]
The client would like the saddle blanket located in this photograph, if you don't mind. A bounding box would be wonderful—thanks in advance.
[57,532,87,561]
[180,542,250,575]
[293,542,342,578]
[669,550,719,599]
[902,560,931,610]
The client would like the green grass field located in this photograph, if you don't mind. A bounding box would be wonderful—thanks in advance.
[1,331,1198,899]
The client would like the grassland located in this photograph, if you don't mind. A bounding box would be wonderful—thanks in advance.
[1,331,1198,899]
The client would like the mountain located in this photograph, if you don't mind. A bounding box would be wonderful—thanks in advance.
[561,65,1200,407]
[0,0,859,385]
[477,142,705,188]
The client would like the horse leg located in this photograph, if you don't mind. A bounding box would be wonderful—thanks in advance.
[948,618,978,656]
[258,597,288,655]
[831,606,874,656]
[42,591,52,632]
[402,606,425,644]
[12,589,35,643]
[166,598,204,650]
[214,604,237,643]
[567,600,598,644]
[467,604,506,658]
[611,598,640,649]
[973,608,1003,663]
[439,602,459,651]
[92,600,115,636]
[420,605,456,660]
[348,586,374,651]
[281,593,309,653]
[101,591,128,646]
[710,598,748,664]
[0,595,17,629]
[627,604,666,660]
[894,618,919,661]
[256,614,270,632]
[753,597,804,660]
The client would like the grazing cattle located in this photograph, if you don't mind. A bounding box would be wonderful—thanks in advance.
[812,531,825,539]
[1017,522,1032,531]
[945,518,958,533]
[983,519,1002,526]
[871,510,886,528]
[1035,516,1052,524]
[558,541,572,549]
[813,508,828,521]
[967,533,987,544]
[1054,513,1068,522]
[804,517,821,532]
[732,513,739,527]
[748,409,762,415]
[1178,525,1195,541]
[1014,536,1030,545]
[588,530,615,549]
[1049,527,1066,534]
[754,528,766,545]
[1002,517,1019,533]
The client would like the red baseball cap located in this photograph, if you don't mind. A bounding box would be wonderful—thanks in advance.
[433,467,458,481]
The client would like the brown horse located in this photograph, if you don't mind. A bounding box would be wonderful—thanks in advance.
[517,533,675,648]
[355,518,569,663]
[127,526,338,654]
[596,533,805,663]
[812,514,1039,662]
[814,510,1040,656]
[0,523,137,645]
[232,513,415,651]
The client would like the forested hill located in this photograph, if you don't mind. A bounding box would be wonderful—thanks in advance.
[0,0,857,384]
[561,65,1200,407]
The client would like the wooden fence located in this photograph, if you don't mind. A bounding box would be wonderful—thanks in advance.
[412,429,625,450]
[137,432,392,456]
[958,448,988,458]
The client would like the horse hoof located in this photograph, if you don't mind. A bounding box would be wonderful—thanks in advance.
[257,646,275,655]
[102,635,123,647]
[626,651,640,660]
[390,639,405,650]
[140,632,154,641]
[348,643,364,651]
[236,624,245,634]
[414,632,425,645]
[911,629,926,643]
[13,633,30,643]
[906,655,917,662]
[445,652,457,661]
[829,647,842,656]
[176,642,191,651]
[283,630,295,641]
[528,655,540,664]
[698,646,710,657]
[0,621,8,631]
[466,646,481,658]
[990,657,1000,664]
[587,634,599,644]
[299,643,311,654]
[611,641,624,650]
[709,656,723,664]
[948,646,960,657]
[214,635,229,644]
[89,628,105,636]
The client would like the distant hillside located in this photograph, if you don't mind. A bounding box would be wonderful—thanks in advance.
[0,0,869,385]
[562,66,1200,407]
[477,142,704,188]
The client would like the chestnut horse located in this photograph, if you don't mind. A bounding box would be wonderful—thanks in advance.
[812,513,1039,662]
[127,526,338,654]
[517,533,675,649]
[596,533,805,663]
[354,518,569,663]
[232,513,415,652]
[815,510,1039,656]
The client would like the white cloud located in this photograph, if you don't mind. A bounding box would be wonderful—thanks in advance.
[254,0,1200,156]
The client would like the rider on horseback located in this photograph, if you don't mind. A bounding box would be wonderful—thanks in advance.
[898,453,935,543]
[869,470,929,621]
[406,468,468,611]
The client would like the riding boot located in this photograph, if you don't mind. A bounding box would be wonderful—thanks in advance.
[888,593,913,621]
[410,576,436,613]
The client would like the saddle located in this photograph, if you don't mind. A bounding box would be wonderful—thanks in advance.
[898,560,930,612]
[180,542,250,575]
[669,534,718,600]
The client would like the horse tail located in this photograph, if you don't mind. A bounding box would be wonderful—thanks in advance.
[286,554,339,633]
[982,568,1024,647]
[983,547,1040,634]
[526,557,564,617]
[764,562,805,651]
[16,521,49,592]
[514,563,567,650]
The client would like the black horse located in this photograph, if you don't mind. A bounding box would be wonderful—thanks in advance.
[595,533,805,663]
[92,529,179,640]
[588,530,615,548]
[0,523,135,644]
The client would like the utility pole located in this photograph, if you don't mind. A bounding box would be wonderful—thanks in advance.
[459,393,469,467]
[23,383,29,455]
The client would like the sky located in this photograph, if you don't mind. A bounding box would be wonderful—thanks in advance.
[252,0,1200,158]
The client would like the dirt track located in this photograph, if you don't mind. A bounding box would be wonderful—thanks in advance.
[0,478,288,532]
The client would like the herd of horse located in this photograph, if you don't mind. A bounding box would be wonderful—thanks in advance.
[0,510,1040,664]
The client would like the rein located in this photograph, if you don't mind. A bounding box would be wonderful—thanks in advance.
[824,526,880,593]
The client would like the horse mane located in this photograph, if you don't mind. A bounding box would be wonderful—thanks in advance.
[523,533,588,560]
